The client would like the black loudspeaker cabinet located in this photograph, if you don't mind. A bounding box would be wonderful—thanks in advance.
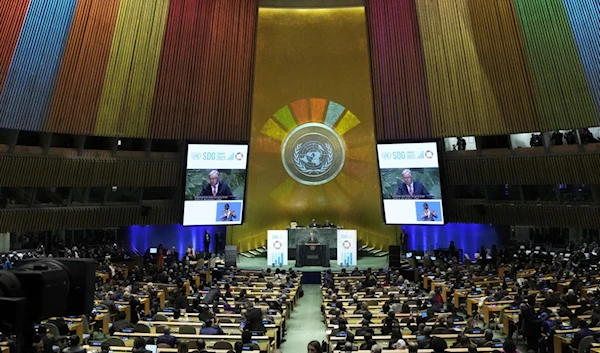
[388,245,401,268]
[224,245,237,267]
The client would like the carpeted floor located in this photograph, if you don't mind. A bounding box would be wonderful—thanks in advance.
[280,284,326,352]
[237,256,389,271]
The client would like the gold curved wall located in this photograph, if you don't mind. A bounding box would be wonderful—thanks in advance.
[230,7,396,252]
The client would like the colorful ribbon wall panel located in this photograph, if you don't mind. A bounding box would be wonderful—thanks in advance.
[366,0,432,140]
[0,0,598,140]
[149,0,257,140]
[0,1,31,93]
[0,0,257,140]
[47,0,121,134]
[367,0,600,140]
[0,0,78,131]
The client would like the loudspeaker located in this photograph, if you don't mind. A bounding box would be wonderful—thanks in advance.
[388,245,401,268]
[224,245,237,267]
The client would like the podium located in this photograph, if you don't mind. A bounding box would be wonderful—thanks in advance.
[287,228,337,260]
[296,243,329,267]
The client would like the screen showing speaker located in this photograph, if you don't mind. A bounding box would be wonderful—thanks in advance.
[183,144,248,226]
[377,141,444,225]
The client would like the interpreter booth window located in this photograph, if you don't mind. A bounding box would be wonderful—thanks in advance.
[510,132,543,148]
[49,133,76,148]
[33,187,70,207]
[544,130,578,149]
[558,184,593,203]
[452,185,485,200]
[142,187,174,201]
[522,185,558,203]
[444,136,476,152]
[486,184,521,202]
[0,187,33,209]
[581,127,600,152]
[84,135,114,151]
[15,130,41,146]
[106,187,140,204]
[88,187,106,205]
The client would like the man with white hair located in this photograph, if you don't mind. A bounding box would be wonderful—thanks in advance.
[197,169,234,199]
[370,344,382,353]
[395,168,431,198]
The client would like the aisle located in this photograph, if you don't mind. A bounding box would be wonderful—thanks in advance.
[280,284,326,352]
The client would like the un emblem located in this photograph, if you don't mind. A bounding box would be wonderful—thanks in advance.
[282,123,345,186]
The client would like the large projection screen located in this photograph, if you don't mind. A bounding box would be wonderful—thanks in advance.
[377,141,445,225]
[182,144,248,226]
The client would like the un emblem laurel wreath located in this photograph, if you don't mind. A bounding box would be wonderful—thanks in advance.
[294,142,334,174]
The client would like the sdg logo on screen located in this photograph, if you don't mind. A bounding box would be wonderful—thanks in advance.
[382,150,434,160]
[192,151,244,161]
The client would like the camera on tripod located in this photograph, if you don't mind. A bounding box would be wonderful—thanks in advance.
[0,258,95,335]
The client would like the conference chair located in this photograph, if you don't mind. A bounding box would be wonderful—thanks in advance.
[104,338,125,347]
[80,315,91,343]
[134,323,151,333]
[152,314,169,322]
[213,341,234,350]
[178,325,196,334]
[44,323,61,337]
[572,336,594,353]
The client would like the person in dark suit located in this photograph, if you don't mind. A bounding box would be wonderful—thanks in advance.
[306,232,319,244]
[62,336,86,353]
[204,231,211,256]
[109,312,134,335]
[243,302,266,334]
[309,219,319,228]
[194,339,209,353]
[132,337,152,353]
[571,320,594,349]
[520,294,542,351]
[197,170,233,199]
[199,319,224,335]
[323,219,334,228]
[396,169,431,198]
[156,327,180,347]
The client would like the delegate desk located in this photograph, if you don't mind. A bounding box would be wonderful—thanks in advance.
[297,243,329,267]
[113,332,272,353]
[84,347,230,353]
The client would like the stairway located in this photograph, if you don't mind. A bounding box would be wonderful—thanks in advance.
[360,244,389,257]
[239,245,267,258]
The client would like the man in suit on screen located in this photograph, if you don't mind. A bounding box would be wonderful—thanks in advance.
[306,232,319,244]
[396,169,431,198]
[197,170,234,199]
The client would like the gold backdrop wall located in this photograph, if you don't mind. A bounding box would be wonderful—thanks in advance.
[230,7,396,252]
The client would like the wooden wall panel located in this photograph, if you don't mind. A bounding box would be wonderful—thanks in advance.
[0,204,177,232]
[444,153,600,186]
[448,204,600,229]
[0,155,181,187]
[149,0,258,141]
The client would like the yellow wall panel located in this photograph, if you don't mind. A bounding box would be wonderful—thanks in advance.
[231,7,395,252]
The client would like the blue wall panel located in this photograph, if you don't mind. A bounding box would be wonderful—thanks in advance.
[0,0,77,130]
[563,0,600,121]
[126,224,227,258]
[403,223,504,258]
